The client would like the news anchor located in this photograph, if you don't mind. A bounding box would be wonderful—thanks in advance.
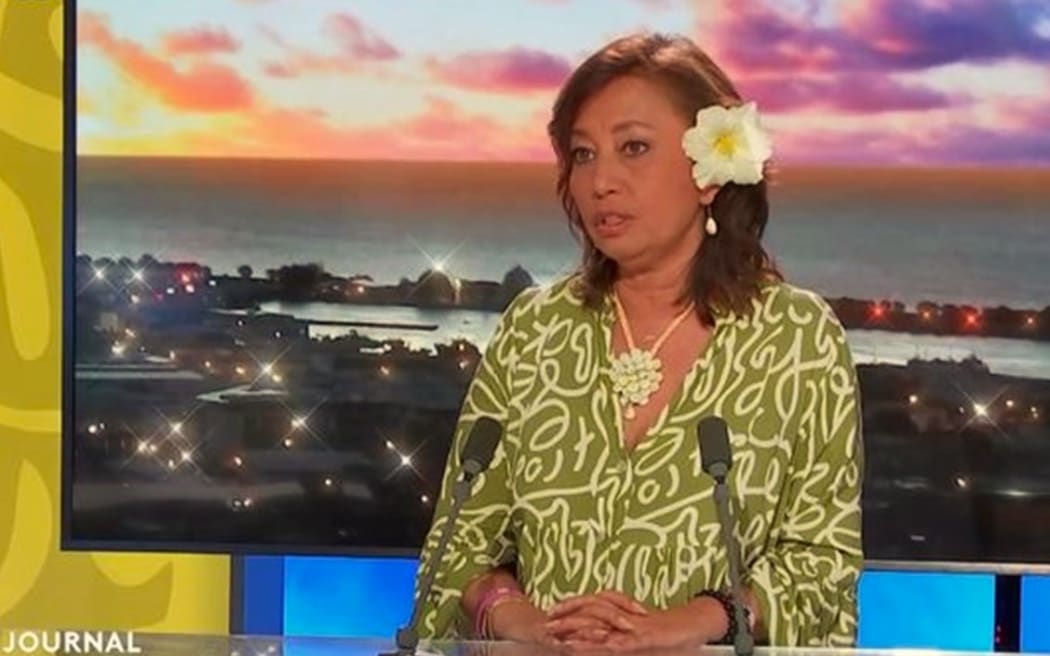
[414,32,863,651]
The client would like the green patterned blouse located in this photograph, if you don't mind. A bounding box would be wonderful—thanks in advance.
[416,276,863,646]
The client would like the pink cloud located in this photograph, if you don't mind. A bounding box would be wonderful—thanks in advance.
[263,53,356,78]
[161,27,239,56]
[701,0,1050,77]
[79,12,254,112]
[402,97,506,145]
[739,75,964,113]
[772,121,1050,167]
[1011,99,1050,132]
[427,48,572,93]
[223,98,545,161]
[688,2,1023,116]
[324,13,399,60]
[261,13,398,78]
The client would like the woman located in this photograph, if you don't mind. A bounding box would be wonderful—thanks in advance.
[415,32,863,650]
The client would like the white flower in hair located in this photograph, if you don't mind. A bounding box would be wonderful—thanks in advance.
[681,101,773,188]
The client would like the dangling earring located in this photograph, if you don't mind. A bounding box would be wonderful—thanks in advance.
[704,206,718,236]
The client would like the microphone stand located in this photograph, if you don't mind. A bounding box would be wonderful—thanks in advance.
[712,474,755,656]
[381,474,477,656]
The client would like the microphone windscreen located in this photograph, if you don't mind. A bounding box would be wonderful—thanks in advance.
[461,417,502,473]
[697,416,732,476]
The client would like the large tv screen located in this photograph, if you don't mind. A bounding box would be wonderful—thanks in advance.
[66,0,1050,564]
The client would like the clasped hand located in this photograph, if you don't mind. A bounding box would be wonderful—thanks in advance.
[536,590,708,651]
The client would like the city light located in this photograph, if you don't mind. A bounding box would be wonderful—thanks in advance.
[124,328,136,338]
[458,359,469,370]
[137,441,148,453]
[271,374,283,383]
[205,361,212,369]
[908,394,919,405]
[1026,316,1036,327]
[385,440,395,450]
[274,331,282,338]
[291,417,306,429]
[283,438,294,448]
[262,363,274,375]
[379,365,391,377]
[185,284,196,294]
[94,268,106,280]
[167,459,176,470]
[973,403,988,417]
[88,424,99,435]
[130,294,140,304]
[324,478,334,487]
[235,366,247,376]
[111,343,126,356]
[400,454,412,467]
[955,476,969,489]
[233,456,243,467]
[166,287,176,295]
[421,495,430,504]
[132,270,144,282]
[1006,399,1015,409]
[181,450,192,463]
[170,422,183,434]
[169,350,177,361]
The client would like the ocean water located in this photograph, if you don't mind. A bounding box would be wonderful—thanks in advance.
[76,157,1050,378]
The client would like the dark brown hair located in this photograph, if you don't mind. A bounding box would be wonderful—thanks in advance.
[547,32,781,326]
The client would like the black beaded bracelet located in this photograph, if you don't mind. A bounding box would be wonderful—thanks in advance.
[696,589,751,645]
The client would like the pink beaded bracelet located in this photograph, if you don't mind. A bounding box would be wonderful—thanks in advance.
[473,586,528,639]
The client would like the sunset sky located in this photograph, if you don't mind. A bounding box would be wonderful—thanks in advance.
[76,0,1050,165]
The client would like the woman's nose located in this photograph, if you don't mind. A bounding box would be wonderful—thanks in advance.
[591,156,623,198]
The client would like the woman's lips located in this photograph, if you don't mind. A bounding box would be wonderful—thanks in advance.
[593,212,632,239]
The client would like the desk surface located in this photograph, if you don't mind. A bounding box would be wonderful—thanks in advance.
[29,633,1035,656]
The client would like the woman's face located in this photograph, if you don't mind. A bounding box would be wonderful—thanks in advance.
[568,74,711,274]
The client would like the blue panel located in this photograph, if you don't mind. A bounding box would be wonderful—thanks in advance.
[1022,575,1050,653]
[243,556,285,635]
[858,570,995,651]
[284,557,419,638]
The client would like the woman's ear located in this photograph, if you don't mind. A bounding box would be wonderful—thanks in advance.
[697,184,720,206]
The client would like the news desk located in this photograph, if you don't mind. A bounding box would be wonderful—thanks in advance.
[85,634,1026,656]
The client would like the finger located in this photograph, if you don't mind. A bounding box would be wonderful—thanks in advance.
[563,627,610,644]
[549,596,640,622]
[545,615,612,638]
[602,633,642,653]
[596,591,649,616]
[553,605,637,633]
[560,637,612,654]
[548,595,597,619]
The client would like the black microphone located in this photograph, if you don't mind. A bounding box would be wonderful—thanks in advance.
[697,416,754,656]
[385,417,503,656]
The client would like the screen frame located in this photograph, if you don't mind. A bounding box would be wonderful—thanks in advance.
[58,0,1050,570]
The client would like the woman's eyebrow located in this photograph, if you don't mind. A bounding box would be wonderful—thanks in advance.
[571,119,656,139]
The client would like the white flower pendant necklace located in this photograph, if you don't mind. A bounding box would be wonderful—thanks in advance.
[609,292,695,420]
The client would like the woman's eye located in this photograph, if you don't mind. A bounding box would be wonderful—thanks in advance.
[570,146,594,164]
[622,140,649,156]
